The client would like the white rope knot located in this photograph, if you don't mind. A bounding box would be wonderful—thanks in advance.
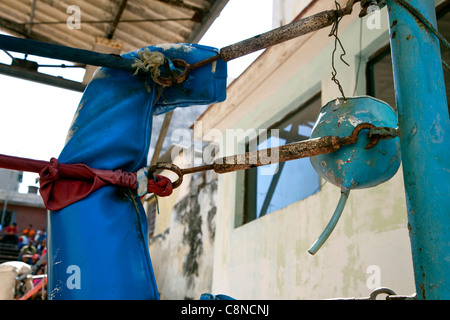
[131,48,166,79]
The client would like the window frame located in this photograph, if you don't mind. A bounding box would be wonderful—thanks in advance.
[242,92,322,225]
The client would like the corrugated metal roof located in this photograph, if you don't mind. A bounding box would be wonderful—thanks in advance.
[0,0,229,53]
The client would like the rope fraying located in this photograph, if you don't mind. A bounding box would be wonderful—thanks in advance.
[131,48,166,80]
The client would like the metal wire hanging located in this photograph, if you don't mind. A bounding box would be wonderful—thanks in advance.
[329,0,350,101]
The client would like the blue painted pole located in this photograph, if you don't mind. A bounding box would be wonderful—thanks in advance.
[385,0,450,299]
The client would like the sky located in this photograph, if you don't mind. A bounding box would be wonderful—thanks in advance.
[0,0,273,193]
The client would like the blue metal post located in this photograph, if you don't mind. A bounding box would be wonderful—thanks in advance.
[385,0,450,299]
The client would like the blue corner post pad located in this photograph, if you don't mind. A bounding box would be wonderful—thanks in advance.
[200,293,236,300]
[47,43,227,300]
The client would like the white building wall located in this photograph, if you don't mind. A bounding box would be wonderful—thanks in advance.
[272,0,314,27]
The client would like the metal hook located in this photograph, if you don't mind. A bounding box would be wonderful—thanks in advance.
[153,58,190,86]
[148,162,184,189]
[368,287,397,300]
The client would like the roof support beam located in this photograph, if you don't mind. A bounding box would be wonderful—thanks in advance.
[0,62,86,92]
[156,0,204,14]
[27,0,37,35]
[0,16,52,43]
[106,0,128,39]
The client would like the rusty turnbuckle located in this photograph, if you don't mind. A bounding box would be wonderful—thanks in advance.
[149,123,398,189]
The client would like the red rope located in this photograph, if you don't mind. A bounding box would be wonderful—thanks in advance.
[0,154,172,211]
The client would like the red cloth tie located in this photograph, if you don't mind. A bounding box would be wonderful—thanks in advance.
[0,154,173,211]
[148,175,173,197]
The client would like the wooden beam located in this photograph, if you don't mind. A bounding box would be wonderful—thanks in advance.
[27,0,37,35]
[106,0,129,39]
[156,0,204,13]
[0,16,52,43]
[150,111,174,166]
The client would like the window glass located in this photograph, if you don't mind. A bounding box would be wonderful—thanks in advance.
[244,94,322,223]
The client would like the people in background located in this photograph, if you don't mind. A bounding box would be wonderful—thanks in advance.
[22,224,35,239]
[6,222,17,235]
[19,241,37,264]
[31,253,40,265]
[34,229,46,246]
[37,237,46,255]
[0,222,18,244]
[1,223,47,263]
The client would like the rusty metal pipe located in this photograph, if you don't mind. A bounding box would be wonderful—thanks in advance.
[213,135,342,174]
[151,123,386,189]
[220,0,357,62]
[212,122,376,174]
[151,135,343,188]
[190,0,359,70]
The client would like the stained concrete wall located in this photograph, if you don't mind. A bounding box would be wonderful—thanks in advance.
[211,168,413,299]
[147,150,218,300]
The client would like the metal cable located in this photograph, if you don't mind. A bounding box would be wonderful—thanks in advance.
[329,1,350,100]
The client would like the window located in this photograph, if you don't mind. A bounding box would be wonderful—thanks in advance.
[367,5,450,113]
[366,48,396,109]
[0,210,16,229]
[244,93,322,223]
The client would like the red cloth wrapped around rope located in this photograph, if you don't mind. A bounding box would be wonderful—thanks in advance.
[0,154,172,211]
